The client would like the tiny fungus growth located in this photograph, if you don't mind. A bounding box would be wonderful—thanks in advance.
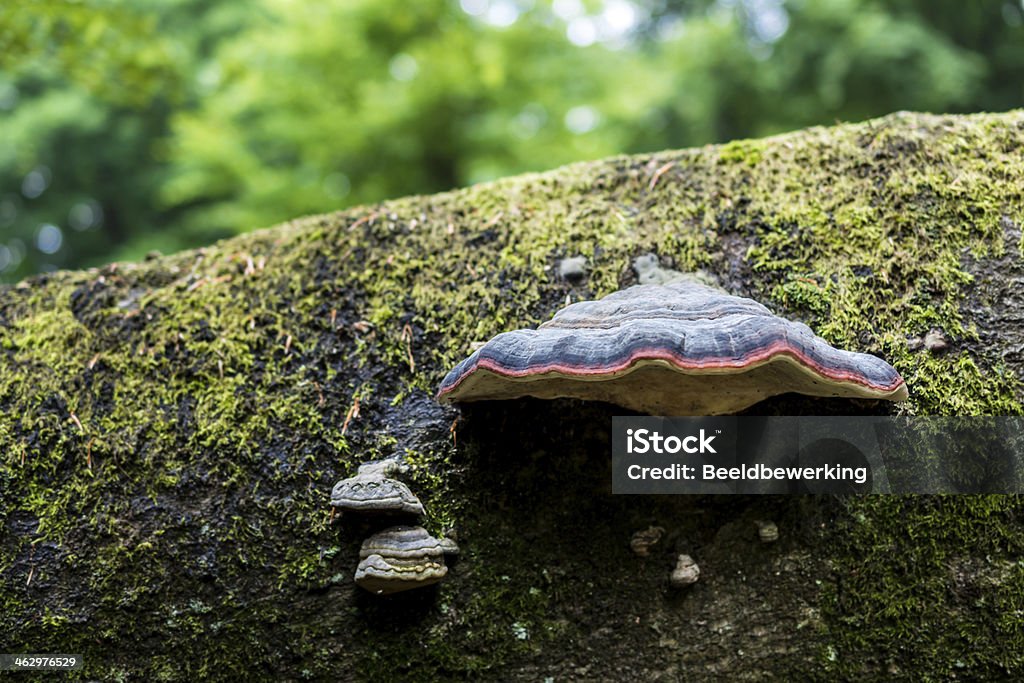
[355,526,448,594]
[923,329,949,354]
[437,277,908,415]
[670,554,700,587]
[557,255,588,282]
[754,520,779,543]
[630,526,666,557]
[330,459,424,517]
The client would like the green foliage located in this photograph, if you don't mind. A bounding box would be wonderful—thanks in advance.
[0,0,180,104]
[158,0,623,235]
[0,0,1022,281]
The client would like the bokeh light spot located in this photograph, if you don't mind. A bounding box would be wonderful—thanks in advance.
[513,103,547,139]
[602,0,638,35]
[35,223,64,255]
[567,17,598,46]
[485,0,520,27]
[564,105,600,134]
[553,0,583,21]
[460,0,488,17]
[389,53,419,82]
[22,166,52,199]
[69,200,103,231]
[323,172,351,199]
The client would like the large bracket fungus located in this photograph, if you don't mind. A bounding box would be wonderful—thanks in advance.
[437,279,908,415]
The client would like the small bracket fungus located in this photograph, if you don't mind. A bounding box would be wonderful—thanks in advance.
[557,255,588,282]
[634,253,683,285]
[754,520,779,543]
[355,526,448,594]
[910,329,949,353]
[630,526,666,557]
[438,536,460,556]
[437,279,909,415]
[632,253,718,287]
[670,554,700,587]
[923,329,949,354]
[330,459,424,517]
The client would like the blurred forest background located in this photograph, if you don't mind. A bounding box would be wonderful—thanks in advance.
[0,0,1021,282]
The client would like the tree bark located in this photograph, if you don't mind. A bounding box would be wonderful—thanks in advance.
[1,111,1023,681]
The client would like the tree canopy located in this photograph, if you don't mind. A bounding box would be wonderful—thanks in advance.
[0,0,1021,281]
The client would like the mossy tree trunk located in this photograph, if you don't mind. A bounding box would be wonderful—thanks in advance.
[2,111,1023,681]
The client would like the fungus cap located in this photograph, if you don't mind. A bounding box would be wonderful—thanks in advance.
[437,282,908,415]
[358,525,445,560]
[330,464,424,517]
[354,526,448,594]
[438,537,460,556]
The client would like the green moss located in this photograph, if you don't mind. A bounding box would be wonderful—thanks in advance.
[1,110,1023,679]
[718,138,766,166]
[823,496,1024,679]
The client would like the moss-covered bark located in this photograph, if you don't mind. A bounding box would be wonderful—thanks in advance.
[2,111,1023,680]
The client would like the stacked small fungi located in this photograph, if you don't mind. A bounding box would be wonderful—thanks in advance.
[331,459,457,595]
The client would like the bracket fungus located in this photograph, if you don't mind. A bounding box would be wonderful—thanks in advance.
[355,526,448,594]
[437,280,908,415]
[330,459,424,517]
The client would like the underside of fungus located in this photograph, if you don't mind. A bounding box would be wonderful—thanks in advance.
[355,554,448,594]
[354,526,448,594]
[437,281,908,415]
